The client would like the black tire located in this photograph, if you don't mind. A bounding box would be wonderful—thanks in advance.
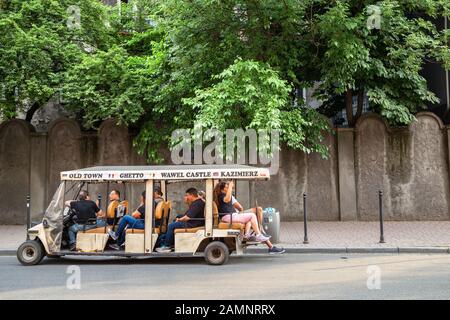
[17,240,45,266]
[204,241,229,265]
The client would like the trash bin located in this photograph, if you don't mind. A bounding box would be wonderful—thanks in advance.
[262,208,280,244]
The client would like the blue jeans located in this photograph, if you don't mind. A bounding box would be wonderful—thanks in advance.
[116,215,145,245]
[162,221,185,247]
[68,219,107,245]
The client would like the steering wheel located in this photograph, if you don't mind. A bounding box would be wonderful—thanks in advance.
[63,207,77,227]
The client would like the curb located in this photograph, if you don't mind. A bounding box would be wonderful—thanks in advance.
[246,246,450,254]
[0,250,16,256]
[397,247,450,254]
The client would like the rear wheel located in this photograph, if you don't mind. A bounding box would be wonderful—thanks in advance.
[204,241,229,265]
[17,240,45,266]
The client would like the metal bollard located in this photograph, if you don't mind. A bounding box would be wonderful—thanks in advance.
[378,190,385,243]
[303,193,309,244]
[26,195,31,240]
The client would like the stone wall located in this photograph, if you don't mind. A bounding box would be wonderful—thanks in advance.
[1,112,450,224]
[0,120,32,224]
[354,113,450,220]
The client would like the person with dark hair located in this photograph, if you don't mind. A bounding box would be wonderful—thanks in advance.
[214,181,285,254]
[154,187,164,205]
[198,190,206,201]
[154,187,164,198]
[106,189,121,225]
[65,190,106,251]
[108,189,165,250]
[111,189,121,198]
[156,188,204,252]
[132,189,164,220]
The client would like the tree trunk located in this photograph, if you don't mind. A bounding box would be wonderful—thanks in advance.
[25,102,41,123]
[345,89,354,126]
[355,89,364,121]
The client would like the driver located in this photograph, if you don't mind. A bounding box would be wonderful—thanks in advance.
[65,190,106,251]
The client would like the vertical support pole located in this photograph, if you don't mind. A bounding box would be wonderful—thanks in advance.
[161,180,167,201]
[105,182,110,220]
[379,190,385,243]
[144,179,154,253]
[249,180,255,210]
[205,179,214,237]
[97,195,102,210]
[303,193,309,244]
[26,195,31,240]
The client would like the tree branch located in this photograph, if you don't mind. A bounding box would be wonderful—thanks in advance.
[25,102,41,123]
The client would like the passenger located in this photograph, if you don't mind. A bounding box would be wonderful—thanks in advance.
[108,191,145,250]
[215,181,285,254]
[154,187,164,206]
[172,189,201,222]
[107,189,164,250]
[65,190,107,251]
[198,190,206,201]
[156,188,205,252]
[106,189,121,225]
[131,187,164,219]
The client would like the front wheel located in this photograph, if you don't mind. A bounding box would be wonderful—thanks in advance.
[204,241,229,265]
[17,240,45,266]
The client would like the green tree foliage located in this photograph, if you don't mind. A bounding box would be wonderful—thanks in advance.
[63,0,171,162]
[2,0,450,162]
[183,58,330,155]
[144,0,334,159]
[0,0,113,121]
[313,0,450,126]
[152,0,449,158]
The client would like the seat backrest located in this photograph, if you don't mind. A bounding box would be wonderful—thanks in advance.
[119,200,129,216]
[213,202,219,227]
[204,201,219,227]
[154,201,164,220]
[106,200,119,219]
[160,201,171,233]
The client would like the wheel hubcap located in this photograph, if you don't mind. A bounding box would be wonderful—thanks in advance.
[22,246,36,262]
[211,248,222,259]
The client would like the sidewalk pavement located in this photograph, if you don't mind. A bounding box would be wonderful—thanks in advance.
[273,221,450,254]
[2,222,450,255]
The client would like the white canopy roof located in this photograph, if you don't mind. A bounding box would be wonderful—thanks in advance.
[60,164,270,182]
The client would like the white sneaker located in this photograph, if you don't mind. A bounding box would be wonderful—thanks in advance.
[156,246,172,253]
[108,230,118,241]
[255,234,270,242]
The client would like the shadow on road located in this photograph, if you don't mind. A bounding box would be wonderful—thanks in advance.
[33,253,285,266]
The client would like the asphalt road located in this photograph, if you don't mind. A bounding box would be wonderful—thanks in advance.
[1,253,450,299]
